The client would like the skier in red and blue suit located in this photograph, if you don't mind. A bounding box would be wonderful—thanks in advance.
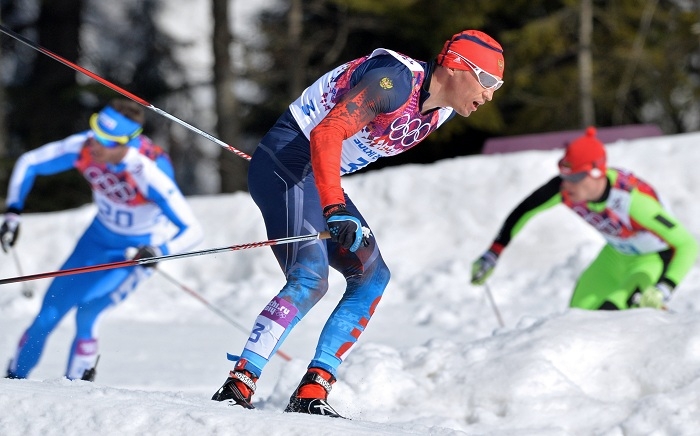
[212,30,506,417]
[1,99,203,381]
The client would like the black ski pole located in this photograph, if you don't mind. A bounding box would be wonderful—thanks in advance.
[0,232,331,286]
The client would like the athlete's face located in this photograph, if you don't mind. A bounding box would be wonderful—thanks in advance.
[447,68,498,117]
[88,137,128,165]
[561,174,607,202]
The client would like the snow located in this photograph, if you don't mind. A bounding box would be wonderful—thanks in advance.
[2,132,700,435]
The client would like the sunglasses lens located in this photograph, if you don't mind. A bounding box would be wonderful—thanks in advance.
[478,72,497,87]
[561,172,588,183]
[477,71,503,90]
[93,134,119,148]
[448,51,503,90]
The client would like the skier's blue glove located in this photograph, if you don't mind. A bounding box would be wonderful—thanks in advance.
[323,204,369,252]
[1,211,21,253]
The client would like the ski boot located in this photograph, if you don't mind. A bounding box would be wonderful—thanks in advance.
[5,369,22,379]
[80,355,100,382]
[5,360,22,379]
[284,367,344,418]
[211,360,258,409]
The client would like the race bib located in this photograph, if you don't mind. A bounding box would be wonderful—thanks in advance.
[244,297,298,359]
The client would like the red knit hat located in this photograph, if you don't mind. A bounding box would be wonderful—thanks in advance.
[437,30,505,78]
[558,127,607,179]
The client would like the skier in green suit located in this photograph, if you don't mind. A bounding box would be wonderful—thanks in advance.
[471,127,698,310]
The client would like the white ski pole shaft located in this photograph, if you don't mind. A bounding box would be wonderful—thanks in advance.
[9,247,33,298]
[484,282,505,328]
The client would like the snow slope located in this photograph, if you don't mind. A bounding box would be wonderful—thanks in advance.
[2,132,700,435]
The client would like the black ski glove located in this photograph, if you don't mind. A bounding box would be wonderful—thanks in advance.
[130,245,162,268]
[1,211,21,253]
[323,204,370,252]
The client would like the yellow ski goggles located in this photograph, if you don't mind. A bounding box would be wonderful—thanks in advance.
[89,107,143,147]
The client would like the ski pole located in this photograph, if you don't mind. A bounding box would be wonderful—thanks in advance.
[0,231,331,286]
[10,248,34,298]
[2,233,34,298]
[483,282,505,328]
[0,23,252,162]
[155,268,292,361]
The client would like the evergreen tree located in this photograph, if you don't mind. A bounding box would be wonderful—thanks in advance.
[0,0,195,210]
[245,0,700,167]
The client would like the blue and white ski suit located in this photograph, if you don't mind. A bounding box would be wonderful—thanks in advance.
[6,131,202,379]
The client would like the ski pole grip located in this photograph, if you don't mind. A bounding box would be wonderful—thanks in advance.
[319,231,331,240]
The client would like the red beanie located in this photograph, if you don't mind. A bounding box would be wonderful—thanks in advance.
[437,30,505,78]
[558,127,607,178]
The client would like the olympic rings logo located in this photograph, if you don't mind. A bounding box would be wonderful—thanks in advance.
[572,205,621,236]
[83,166,137,203]
[388,114,432,148]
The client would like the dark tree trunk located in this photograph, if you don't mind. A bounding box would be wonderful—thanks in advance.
[16,0,83,148]
[213,0,247,193]
[578,0,595,128]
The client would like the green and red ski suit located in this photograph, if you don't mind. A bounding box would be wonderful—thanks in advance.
[488,168,698,310]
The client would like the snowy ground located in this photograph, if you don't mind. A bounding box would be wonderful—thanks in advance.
[2,132,700,435]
